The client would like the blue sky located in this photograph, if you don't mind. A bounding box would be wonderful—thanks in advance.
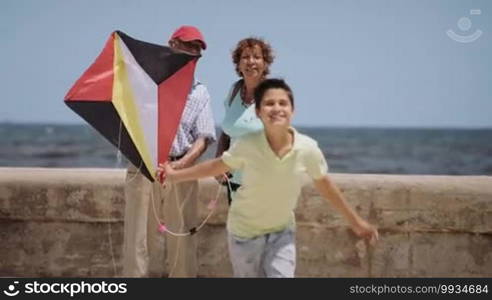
[1,0,491,128]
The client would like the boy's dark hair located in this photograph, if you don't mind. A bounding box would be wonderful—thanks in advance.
[254,78,295,109]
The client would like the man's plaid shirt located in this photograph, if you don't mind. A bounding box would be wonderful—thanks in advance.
[169,80,216,156]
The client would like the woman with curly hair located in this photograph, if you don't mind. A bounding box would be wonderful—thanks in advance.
[215,37,275,203]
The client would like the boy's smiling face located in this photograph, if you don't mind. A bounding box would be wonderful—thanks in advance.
[256,88,294,129]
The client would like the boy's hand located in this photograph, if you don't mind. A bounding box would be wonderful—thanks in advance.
[156,163,166,185]
[351,219,379,246]
[156,162,176,186]
[215,172,231,184]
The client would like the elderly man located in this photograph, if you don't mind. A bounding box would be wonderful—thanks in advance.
[122,25,215,278]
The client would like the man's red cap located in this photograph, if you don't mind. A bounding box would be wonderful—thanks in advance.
[169,25,207,50]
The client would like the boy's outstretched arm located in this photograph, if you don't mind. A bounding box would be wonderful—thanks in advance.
[313,175,379,245]
[158,158,231,184]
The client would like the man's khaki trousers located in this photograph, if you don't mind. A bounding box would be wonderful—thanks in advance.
[122,164,198,277]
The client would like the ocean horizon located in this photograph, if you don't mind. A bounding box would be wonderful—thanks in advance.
[1,122,491,175]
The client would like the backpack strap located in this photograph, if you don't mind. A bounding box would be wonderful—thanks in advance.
[228,79,244,106]
[192,80,202,89]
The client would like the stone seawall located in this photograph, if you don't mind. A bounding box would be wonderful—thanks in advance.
[0,168,491,277]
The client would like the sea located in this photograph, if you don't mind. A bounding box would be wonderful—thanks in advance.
[1,123,491,175]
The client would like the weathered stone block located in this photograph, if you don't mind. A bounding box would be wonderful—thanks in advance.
[1,168,491,277]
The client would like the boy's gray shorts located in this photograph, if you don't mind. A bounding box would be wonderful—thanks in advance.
[227,227,296,278]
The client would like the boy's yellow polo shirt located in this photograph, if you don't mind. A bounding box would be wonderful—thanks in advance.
[221,128,328,239]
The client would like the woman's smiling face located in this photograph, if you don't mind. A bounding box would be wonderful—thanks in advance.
[238,45,266,79]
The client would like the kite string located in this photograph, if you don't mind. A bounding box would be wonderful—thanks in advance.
[111,119,225,277]
[109,119,143,277]
[116,119,123,165]
[107,204,117,277]
[152,175,227,237]
[107,119,125,277]
[116,118,142,183]
[150,174,227,277]
[168,181,185,277]
[168,179,223,277]
[168,180,201,277]
[125,160,144,183]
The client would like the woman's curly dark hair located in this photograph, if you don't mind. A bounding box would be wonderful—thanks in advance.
[232,37,275,77]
